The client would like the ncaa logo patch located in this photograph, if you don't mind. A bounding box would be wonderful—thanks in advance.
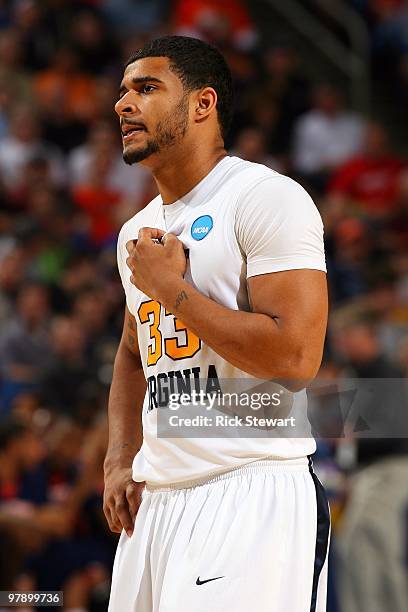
[191,215,213,241]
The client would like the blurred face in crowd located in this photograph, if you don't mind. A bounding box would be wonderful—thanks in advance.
[61,257,98,294]
[0,247,26,290]
[74,289,109,334]
[115,57,190,166]
[12,393,39,424]
[3,429,46,472]
[252,98,280,130]
[13,0,42,32]
[314,85,342,116]
[364,123,389,158]
[23,158,50,193]
[72,11,104,48]
[334,218,370,263]
[234,127,267,162]
[10,105,40,143]
[52,47,79,75]
[264,46,295,78]
[19,429,46,469]
[94,75,118,117]
[17,285,49,326]
[47,420,84,468]
[0,30,22,68]
[51,316,86,360]
[335,323,379,363]
[88,121,120,154]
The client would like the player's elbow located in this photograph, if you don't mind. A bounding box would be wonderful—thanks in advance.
[259,349,321,392]
[294,353,322,388]
[283,365,319,392]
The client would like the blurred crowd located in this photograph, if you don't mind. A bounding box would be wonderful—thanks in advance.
[352,0,408,109]
[0,1,407,611]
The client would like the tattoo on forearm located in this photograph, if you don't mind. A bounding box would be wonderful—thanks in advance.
[109,443,131,452]
[174,290,188,310]
[127,314,137,352]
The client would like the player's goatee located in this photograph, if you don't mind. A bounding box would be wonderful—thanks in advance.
[123,96,189,165]
[123,141,159,164]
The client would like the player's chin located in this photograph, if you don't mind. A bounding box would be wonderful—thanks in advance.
[123,144,148,165]
[123,141,158,165]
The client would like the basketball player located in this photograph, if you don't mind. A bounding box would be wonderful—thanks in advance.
[104,36,329,611]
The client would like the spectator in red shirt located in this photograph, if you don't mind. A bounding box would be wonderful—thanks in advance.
[72,147,121,247]
[328,122,406,216]
[371,0,404,21]
[174,0,257,50]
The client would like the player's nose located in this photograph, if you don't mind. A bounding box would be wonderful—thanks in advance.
[115,91,139,117]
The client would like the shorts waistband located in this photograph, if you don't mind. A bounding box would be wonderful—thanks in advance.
[146,457,310,492]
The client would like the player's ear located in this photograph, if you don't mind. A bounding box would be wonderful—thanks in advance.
[195,87,217,123]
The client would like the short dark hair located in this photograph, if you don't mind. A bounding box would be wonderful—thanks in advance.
[125,35,234,140]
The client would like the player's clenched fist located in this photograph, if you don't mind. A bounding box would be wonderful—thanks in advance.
[126,227,187,301]
[103,466,144,538]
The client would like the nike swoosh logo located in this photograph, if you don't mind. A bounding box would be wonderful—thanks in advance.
[196,576,225,585]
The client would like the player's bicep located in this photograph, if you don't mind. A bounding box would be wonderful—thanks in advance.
[248,269,328,369]
[121,306,141,360]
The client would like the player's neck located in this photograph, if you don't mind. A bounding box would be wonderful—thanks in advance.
[152,143,227,205]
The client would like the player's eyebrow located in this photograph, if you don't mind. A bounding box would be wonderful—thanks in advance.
[131,76,164,85]
[118,76,164,97]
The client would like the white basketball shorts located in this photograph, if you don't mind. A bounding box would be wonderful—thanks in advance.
[109,457,330,612]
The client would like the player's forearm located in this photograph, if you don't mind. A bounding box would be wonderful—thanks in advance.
[157,277,318,382]
[104,344,146,474]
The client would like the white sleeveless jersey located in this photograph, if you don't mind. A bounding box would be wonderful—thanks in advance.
[117,156,326,485]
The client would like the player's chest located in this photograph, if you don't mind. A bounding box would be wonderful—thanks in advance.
[128,201,244,315]
[173,208,240,292]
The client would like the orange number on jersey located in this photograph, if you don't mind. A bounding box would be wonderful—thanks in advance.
[164,309,201,361]
[137,301,201,366]
[137,300,162,366]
